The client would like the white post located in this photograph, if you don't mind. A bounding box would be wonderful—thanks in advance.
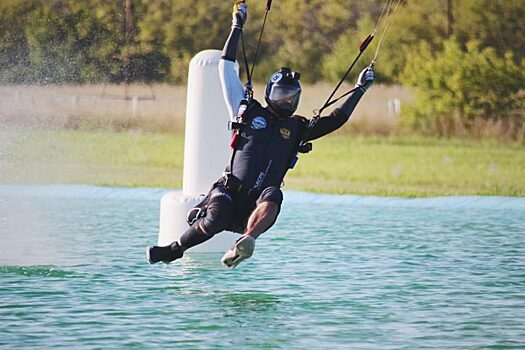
[182,50,233,196]
[388,98,401,118]
[131,96,139,117]
[158,50,240,251]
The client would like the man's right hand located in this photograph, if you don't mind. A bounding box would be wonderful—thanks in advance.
[232,0,248,28]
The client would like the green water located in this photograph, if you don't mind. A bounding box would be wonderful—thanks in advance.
[1,186,524,349]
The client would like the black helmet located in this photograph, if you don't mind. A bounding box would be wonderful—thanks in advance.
[265,67,301,116]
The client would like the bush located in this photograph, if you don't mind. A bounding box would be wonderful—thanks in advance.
[402,39,525,139]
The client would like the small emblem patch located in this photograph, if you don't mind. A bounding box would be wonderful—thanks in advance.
[251,116,267,129]
[280,128,291,139]
[271,72,282,83]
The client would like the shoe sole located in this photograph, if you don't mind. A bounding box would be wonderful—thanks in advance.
[221,236,255,269]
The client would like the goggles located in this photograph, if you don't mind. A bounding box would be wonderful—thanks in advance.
[268,85,301,112]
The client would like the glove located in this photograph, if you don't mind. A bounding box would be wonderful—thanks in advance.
[355,65,375,91]
[232,0,248,28]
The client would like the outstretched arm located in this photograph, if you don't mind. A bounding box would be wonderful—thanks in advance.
[306,66,375,141]
[219,1,247,121]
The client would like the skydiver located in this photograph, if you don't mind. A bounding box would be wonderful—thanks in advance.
[147,0,375,268]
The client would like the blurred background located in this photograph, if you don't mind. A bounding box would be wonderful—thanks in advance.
[0,0,524,195]
[1,0,523,138]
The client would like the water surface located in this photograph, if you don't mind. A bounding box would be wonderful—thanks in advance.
[1,186,524,349]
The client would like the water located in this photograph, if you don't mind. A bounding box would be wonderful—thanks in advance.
[1,185,524,349]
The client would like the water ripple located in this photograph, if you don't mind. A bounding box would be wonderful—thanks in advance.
[1,188,524,349]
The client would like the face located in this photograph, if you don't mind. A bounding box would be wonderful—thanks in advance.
[268,85,301,113]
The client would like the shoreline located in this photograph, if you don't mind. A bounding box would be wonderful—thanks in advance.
[2,184,525,205]
[1,129,524,198]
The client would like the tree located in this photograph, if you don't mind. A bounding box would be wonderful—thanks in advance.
[258,0,356,83]
[0,1,39,83]
[321,14,376,84]
[402,39,525,136]
[453,0,525,63]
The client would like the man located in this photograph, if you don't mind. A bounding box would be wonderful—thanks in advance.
[147,1,374,268]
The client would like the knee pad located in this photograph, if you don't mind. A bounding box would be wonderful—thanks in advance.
[199,192,234,235]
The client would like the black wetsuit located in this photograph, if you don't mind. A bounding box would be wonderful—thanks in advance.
[228,97,364,193]
[178,25,366,249]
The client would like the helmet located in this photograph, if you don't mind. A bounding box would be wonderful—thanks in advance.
[265,67,301,116]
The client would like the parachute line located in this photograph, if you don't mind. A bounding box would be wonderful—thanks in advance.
[373,0,405,64]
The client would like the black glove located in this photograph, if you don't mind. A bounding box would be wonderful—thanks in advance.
[232,0,248,28]
[355,65,375,92]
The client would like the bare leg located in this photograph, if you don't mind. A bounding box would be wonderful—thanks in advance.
[243,201,279,240]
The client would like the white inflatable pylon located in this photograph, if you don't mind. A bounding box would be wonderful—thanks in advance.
[158,50,240,252]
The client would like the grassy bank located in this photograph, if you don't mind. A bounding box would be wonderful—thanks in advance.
[0,83,409,134]
[2,129,524,197]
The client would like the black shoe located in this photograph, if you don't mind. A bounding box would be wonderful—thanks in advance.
[146,242,184,264]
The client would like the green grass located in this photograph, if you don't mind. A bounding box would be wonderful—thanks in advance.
[2,129,524,197]
[1,130,184,188]
[287,135,525,197]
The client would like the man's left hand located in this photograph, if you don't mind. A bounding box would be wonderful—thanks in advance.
[232,0,248,28]
[355,65,375,91]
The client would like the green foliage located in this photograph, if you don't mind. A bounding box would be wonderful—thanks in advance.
[0,0,524,89]
[0,0,169,84]
[454,0,525,63]
[258,0,356,83]
[321,14,376,84]
[139,0,232,83]
[0,0,39,83]
[402,39,525,134]
[372,0,448,82]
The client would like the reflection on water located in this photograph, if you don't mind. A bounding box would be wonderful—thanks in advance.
[0,265,81,278]
[1,185,524,349]
[218,291,280,308]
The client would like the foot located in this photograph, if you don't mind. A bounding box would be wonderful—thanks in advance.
[146,242,184,264]
[221,235,255,269]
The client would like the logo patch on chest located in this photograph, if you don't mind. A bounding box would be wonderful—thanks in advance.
[280,128,291,139]
[251,116,267,130]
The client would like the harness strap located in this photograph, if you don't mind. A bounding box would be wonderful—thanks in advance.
[226,100,257,181]
[219,174,246,193]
